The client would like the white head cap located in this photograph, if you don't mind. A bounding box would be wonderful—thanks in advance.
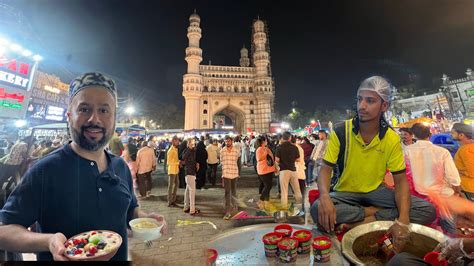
[357,76,393,103]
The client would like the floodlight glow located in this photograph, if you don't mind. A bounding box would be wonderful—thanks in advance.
[125,106,135,114]
[33,54,43,61]
[15,120,27,128]
[10,43,22,51]
[22,50,32,57]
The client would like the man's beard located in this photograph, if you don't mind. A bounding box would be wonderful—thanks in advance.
[70,124,112,151]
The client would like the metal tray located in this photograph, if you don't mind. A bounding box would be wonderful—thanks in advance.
[207,223,349,265]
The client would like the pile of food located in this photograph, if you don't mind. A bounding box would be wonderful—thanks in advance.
[64,230,121,260]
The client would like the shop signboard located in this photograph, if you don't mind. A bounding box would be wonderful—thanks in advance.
[0,41,39,119]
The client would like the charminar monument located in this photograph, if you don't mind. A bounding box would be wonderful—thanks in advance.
[182,11,275,133]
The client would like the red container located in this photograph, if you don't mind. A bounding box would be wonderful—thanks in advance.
[278,237,299,263]
[274,224,293,237]
[423,252,448,266]
[308,189,320,206]
[292,230,312,254]
[312,236,332,263]
[262,232,283,257]
[206,249,218,266]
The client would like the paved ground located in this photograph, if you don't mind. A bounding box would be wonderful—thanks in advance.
[130,165,307,266]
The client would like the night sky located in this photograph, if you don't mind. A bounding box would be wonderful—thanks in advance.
[4,0,474,115]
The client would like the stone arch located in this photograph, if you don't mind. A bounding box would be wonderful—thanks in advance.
[203,109,208,114]
[203,100,208,105]
[203,86,208,92]
[249,87,253,93]
[234,87,239,93]
[212,104,246,134]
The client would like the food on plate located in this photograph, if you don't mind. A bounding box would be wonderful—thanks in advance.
[64,230,122,260]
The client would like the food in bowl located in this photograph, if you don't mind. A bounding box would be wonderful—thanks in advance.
[133,220,159,229]
[129,218,163,241]
[64,230,122,260]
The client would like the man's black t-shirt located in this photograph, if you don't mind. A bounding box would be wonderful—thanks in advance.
[275,141,300,171]
[0,143,138,261]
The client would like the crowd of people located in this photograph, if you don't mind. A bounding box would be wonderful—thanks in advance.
[0,72,473,263]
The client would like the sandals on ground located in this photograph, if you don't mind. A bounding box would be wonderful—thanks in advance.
[190,209,201,215]
[183,208,190,213]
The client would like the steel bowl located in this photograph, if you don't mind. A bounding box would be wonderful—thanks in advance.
[341,221,448,265]
[273,211,289,223]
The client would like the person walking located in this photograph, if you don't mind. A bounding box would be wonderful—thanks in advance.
[255,136,276,210]
[206,139,220,187]
[182,138,200,215]
[275,132,303,210]
[195,137,208,189]
[136,141,157,198]
[221,136,240,220]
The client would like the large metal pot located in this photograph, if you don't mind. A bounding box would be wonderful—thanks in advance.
[342,221,448,265]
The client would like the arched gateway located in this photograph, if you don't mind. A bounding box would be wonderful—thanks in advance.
[182,11,275,134]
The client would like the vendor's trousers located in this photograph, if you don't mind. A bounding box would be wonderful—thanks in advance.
[310,185,436,226]
[137,171,152,197]
[387,252,429,266]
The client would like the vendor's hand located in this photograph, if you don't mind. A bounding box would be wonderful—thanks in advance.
[434,238,465,265]
[148,213,168,235]
[48,232,70,261]
[317,194,336,232]
[387,219,410,253]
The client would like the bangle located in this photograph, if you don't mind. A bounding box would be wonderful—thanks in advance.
[460,239,474,259]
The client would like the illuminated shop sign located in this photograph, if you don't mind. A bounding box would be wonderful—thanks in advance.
[0,86,30,118]
[26,103,66,122]
[0,59,32,89]
[0,37,40,118]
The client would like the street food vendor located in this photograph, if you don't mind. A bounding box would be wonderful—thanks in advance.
[310,76,436,251]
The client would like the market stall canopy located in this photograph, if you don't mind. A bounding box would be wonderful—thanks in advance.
[398,117,435,128]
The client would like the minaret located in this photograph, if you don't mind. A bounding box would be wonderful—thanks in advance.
[252,19,270,78]
[252,18,273,133]
[183,10,204,130]
[239,45,250,67]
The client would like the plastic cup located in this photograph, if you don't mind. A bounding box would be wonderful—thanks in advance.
[262,232,283,257]
[274,224,293,238]
[206,248,218,266]
[278,237,299,263]
[308,189,320,206]
[423,252,448,266]
[292,229,312,254]
[312,236,332,263]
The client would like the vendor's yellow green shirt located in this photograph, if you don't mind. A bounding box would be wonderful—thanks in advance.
[323,118,406,193]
